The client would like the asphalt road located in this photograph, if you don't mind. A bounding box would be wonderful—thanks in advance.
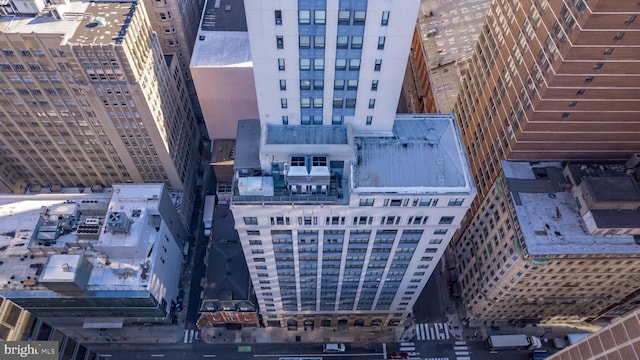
[92,342,387,360]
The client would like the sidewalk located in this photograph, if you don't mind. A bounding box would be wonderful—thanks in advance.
[201,325,402,344]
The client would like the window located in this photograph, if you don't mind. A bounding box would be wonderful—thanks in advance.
[314,35,325,48]
[368,99,375,109]
[334,79,345,90]
[243,217,258,225]
[335,59,347,70]
[359,198,374,206]
[434,229,448,235]
[279,80,286,90]
[278,58,285,71]
[332,115,343,125]
[347,80,358,90]
[276,36,284,49]
[301,98,311,108]
[603,47,614,55]
[354,10,366,25]
[447,198,464,206]
[576,89,585,95]
[280,98,288,109]
[374,59,382,71]
[561,112,570,118]
[313,98,323,108]
[299,36,310,48]
[337,36,348,49]
[371,80,378,90]
[625,15,637,24]
[593,62,603,69]
[366,116,372,125]
[568,101,577,107]
[338,10,350,25]
[314,10,326,24]
[585,76,594,82]
[351,36,363,49]
[298,10,311,24]
[377,36,386,50]
[614,32,625,40]
[300,58,311,70]
[282,115,289,125]
[333,98,344,108]
[429,238,443,244]
[314,59,324,70]
[300,79,311,90]
[275,10,282,25]
[439,216,454,225]
[381,11,390,26]
[346,59,361,71]
[313,80,324,90]
[346,99,356,108]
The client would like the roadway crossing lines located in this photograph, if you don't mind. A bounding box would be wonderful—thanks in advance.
[423,358,449,360]
[415,322,450,341]
[183,329,197,343]
[454,340,470,360]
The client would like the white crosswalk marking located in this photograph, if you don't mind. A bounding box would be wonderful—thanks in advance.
[424,358,449,360]
[400,347,416,351]
[454,346,468,351]
[414,323,451,341]
[183,329,195,343]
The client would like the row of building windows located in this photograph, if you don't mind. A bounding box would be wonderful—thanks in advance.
[275,35,385,50]
[276,58,381,72]
[273,9,390,27]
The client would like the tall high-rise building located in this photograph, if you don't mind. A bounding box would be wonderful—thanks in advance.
[0,0,199,228]
[143,0,206,120]
[453,0,640,198]
[229,0,475,328]
[245,0,421,133]
[442,0,640,324]
[547,307,640,360]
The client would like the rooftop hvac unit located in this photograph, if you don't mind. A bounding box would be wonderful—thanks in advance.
[105,211,131,234]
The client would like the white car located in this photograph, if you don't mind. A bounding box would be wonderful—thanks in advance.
[323,343,346,353]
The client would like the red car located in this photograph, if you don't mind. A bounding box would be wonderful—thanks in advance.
[390,351,409,359]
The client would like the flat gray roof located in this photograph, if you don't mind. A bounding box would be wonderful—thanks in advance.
[68,1,135,45]
[0,184,176,297]
[503,161,640,256]
[352,114,472,193]
[2,1,136,46]
[201,0,247,32]
[234,119,261,170]
[266,125,349,145]
[191,0,251,68]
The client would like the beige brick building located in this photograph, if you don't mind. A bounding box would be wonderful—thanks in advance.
[453,161,640,324]
[0,1,198,227]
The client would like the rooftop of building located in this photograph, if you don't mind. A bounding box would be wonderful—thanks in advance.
[416,0,490,113]
[0,184,176,298]
[191,0,251,67]
[201,204,254,312]
[211,139,236,165]
[503,161,640,256]
[234,119,261,171]
[266,125,349,146]
[1,1,135,46]
[352,114,473,193]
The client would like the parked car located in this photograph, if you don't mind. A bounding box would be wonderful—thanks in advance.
[323,343,346,353]
[531,349,550,360]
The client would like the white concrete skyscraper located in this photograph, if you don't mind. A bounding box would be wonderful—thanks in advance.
[228,0,475,328]
[245,0,420,132]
